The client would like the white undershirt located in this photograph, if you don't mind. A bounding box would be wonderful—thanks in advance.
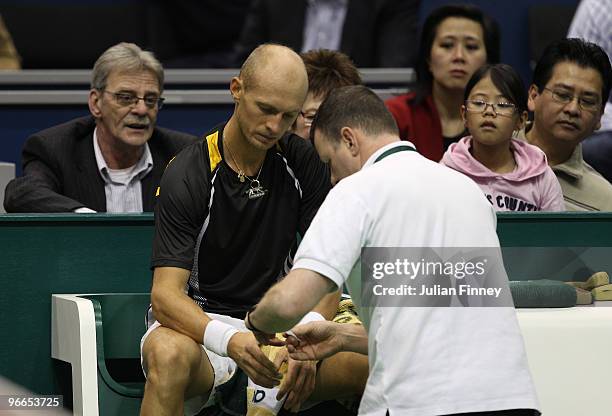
[92,128,153,213]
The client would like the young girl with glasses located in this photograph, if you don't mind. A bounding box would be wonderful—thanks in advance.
[441,63,565,211]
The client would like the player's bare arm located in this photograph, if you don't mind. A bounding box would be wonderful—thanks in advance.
[151,267,281,387]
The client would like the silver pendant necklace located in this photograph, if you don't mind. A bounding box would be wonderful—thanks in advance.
[245,175,267,200]
[224,141,268,200]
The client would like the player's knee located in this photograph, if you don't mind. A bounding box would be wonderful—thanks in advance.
[144,330,201,389]
[338,353,368,395]
[351,355,369,394]
[334,352,369,394]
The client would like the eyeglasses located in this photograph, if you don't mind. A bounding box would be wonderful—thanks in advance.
[300,111,316,127]
[543,87,600,112]
[465,100,517,116]
[103,90,165,110]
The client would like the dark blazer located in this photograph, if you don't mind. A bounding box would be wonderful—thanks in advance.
[235,0,419,68]
[4,116,198,213]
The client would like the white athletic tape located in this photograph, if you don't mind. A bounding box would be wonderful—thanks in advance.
[297,311,325,326]
[287,312,326,342]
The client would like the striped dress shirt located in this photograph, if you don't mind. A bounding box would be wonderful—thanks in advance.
[93,129,153,213]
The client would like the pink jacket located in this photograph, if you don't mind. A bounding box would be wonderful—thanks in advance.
[441,136,565,212]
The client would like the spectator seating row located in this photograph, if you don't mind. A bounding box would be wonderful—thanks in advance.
[0,68,414,175]
[1,0,579,84]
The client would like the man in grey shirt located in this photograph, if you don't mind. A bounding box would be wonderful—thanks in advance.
[522,38,612,211]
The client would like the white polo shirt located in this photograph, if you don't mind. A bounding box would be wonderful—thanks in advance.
[293,141,539,416]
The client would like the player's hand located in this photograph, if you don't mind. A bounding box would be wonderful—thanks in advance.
[252,330,285,347]
[227,332,282,388]
[285,321,344,361]
[274,348,317,412]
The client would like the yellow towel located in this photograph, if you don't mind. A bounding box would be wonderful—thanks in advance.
[566,271,609,291]
[592,284,612,301]
[333,298,361,325]
[574,287,593,305]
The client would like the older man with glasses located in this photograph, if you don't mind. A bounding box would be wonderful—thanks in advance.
[4,42,196,213]
[522,38,612,211]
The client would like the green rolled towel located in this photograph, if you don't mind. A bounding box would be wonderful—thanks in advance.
[592,284,612,301]
[509,280,577,308]
[563,283,594,305]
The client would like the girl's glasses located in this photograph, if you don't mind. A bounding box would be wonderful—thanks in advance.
[465,100,516,116]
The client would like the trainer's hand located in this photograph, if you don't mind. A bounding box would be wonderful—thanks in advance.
[285,321,344,361]
[244,310,284,346]
[227,332,282,388]
[274,348,317,412]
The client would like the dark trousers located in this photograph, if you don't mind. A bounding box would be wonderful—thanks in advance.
[387,410,539,416]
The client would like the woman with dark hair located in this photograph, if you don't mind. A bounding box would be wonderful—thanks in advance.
[386,4,500,161]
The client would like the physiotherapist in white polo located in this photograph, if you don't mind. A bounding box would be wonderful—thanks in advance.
[246,85,540,416]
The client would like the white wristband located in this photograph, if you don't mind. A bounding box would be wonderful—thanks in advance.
[203,320,239,357]
[297,311,326,326]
